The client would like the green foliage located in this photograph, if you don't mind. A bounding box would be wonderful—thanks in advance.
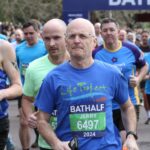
[0,0,149,29]
[0,0,62,24]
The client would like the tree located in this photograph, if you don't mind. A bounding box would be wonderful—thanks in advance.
[0,0,62,24]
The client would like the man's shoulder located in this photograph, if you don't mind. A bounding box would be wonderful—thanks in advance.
[16,41,26,51]
[95,60,121,74]
[51,61,68,72]
[92,45,104,57]
[0,39,10,48]
[45,62,68,77]
[36,39,45,46]
[29,55,48,68]
[122,41,141,52]
[0,39,16,60]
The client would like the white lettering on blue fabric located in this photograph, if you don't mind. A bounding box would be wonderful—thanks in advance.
[109,0,148,6]
[70,104,105,113]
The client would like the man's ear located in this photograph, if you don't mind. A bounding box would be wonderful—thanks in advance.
[65,38,68,50]
[41,32,44,40]
[93,37,97,49]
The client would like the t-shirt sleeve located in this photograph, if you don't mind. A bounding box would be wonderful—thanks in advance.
[34,77,55,114]
[23,66,34,97]
[114,71,129,105]
[144,55,150,72]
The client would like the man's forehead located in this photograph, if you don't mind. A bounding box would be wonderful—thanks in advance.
[44,25,64,32]
[43,31,64,38]
[67,29,88,33]
[43,28,64,35]
[67,26,91,34]
[102,22,117,27]
[23,26,36,33]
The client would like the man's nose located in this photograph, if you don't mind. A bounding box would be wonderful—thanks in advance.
[49,39,55,46]
[74,35,81,42]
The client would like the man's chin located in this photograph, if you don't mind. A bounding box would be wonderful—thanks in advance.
[50,52,58,56]
[27,41,35,46]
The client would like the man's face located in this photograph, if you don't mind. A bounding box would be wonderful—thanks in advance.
[101,22,119,46]
[23,26,38,46]
[127,34,134,43]
[141,32,149,45]
[15,30,24,43]
[119,31,127,42]
[94,24,101,35]
[66,23,96,60]
[42,27,66,57]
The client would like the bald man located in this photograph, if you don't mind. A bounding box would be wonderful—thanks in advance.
[35,18,139,150]
[11,28,24,49]
[94,22,103,46]
[119,29,127,42]
[22,19,69,150]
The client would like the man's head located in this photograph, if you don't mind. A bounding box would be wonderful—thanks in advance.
[23,20,40,46]
[42,19,67,58]
[119,29,127,42]
[14,29,24,43]
[94,22,101,36]
[65,18,96,61]
[141,30,149,46]
[127,32,136,43]
[100,18,119,47]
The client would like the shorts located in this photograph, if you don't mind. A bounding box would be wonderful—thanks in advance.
[17,95,23,108]
[113,105,140,131]
[0,117,9,150]
[113,109,124,131]
[140,80,145,89]
[146,94,150,106]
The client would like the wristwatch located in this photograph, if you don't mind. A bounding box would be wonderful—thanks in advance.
[126,131,138,140]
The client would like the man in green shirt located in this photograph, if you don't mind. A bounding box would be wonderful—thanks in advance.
[22,19,69,150]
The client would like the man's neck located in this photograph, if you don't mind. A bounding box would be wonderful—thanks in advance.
[104,40,121,52]
[96,33,100,36]
[141,42,148,47]
[27,38,39,47]
[48,52,69,65]
[70,57,94,69]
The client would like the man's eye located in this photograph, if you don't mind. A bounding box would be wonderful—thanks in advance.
[53,36,61,40]
[79,34,87,39]
[69,34,76,39]
[45,38,50,41]
[110,29,115,32]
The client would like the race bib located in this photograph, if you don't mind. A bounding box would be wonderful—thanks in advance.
[50,110,57,129]
[69,103,106,137]
[21,64,29,76]
[50,116,57,129]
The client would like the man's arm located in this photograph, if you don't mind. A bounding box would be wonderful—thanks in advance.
[0,40,22,100]
[120,99,139,150]
[37,110,71,150]
[130,63,148,87]
[22,95,36,127]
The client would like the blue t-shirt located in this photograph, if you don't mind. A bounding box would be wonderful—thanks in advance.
[144,53,150,94]
[0,34,8,40]
[35,60,129,150]
[0,69,8,119]
[16,39,47,84]
[93,42,146,109]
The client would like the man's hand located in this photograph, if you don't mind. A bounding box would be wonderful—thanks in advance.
[28,111,39,128]
[123,135,139,150]
[52,141,71,150]
[129,75,140,87]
